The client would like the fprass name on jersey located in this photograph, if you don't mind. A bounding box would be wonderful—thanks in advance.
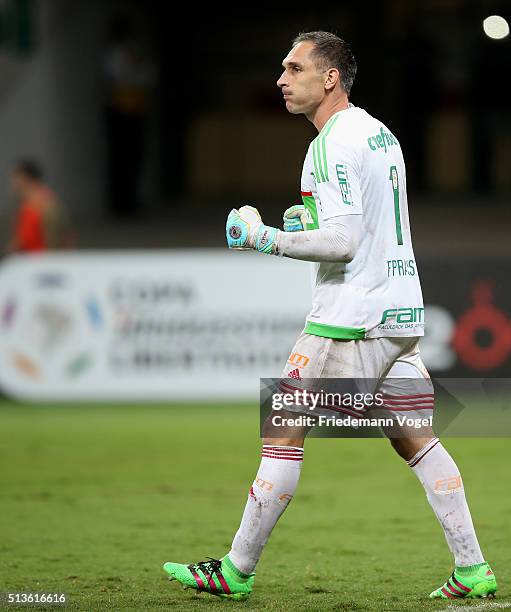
[387,259,416,277]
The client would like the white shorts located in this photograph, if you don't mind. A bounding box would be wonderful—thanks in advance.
[280,332,434,422]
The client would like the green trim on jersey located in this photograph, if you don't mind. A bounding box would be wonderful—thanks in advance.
[301,193,319,230]
[305,321,366,340]
[312,114,340,183]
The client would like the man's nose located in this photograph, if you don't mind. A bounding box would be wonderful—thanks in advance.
[276,71,287,88]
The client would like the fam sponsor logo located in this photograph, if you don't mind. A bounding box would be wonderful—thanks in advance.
[335,164,353,206]
[380,307,425,326]
[434,475,462,493]
[255,478,274,491]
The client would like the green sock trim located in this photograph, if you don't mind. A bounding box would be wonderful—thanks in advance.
[456,562,487,575]
[223,555,253,580]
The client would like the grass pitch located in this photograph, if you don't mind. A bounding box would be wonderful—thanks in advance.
[0,400,509,611]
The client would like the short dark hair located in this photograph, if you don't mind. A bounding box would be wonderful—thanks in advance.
[14,158,44,181]
[292,31,357,95]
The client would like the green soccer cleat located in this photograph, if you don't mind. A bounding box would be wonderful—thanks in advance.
[430,562,497,599]
[163,555,255,600]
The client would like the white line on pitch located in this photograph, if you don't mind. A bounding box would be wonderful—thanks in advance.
[440,602,511,612]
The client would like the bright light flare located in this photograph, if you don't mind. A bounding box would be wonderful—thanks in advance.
[483,15,510,40]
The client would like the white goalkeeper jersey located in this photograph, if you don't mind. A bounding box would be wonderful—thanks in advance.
[300,104,424,339]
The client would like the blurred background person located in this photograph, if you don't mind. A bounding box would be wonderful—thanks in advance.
[103,13,156,218]
[5,158,75,254]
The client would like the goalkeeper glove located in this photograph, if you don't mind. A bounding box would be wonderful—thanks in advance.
[283,204,308,232]
[226,206,278,254]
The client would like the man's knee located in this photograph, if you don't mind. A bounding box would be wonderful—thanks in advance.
[262,436,305,447]
[389,435,436,461]
[261,409,310,448]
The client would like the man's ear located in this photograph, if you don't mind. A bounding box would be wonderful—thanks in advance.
[324,68,341,92]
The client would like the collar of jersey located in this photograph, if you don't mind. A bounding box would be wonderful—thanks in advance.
[318,103,355,137]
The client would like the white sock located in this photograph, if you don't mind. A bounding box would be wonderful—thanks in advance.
[409,438,484,567]
[228,445,303,574]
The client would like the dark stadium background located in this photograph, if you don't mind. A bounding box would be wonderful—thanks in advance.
[0,2,510,610]
[1,0,510,375]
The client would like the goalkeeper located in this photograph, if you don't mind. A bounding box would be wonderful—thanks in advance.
[163,31,496,602]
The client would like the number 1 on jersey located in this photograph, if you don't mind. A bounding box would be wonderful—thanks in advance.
[389,165,403,245]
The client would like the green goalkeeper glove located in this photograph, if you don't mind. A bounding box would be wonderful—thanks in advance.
[283,205,308,232]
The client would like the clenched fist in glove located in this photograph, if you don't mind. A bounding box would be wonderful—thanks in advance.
[226,206,278,254]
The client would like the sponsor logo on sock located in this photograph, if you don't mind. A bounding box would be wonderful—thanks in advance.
[255,477,274,491]
[288,368,301,380]
[486,569,494,576]
[278,493,293,507]
[434,475,462,493]
[249,486,256,500]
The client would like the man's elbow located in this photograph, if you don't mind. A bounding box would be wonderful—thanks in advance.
[334,234,359,263]
[345,234,360,262]
[343,250,355,263]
